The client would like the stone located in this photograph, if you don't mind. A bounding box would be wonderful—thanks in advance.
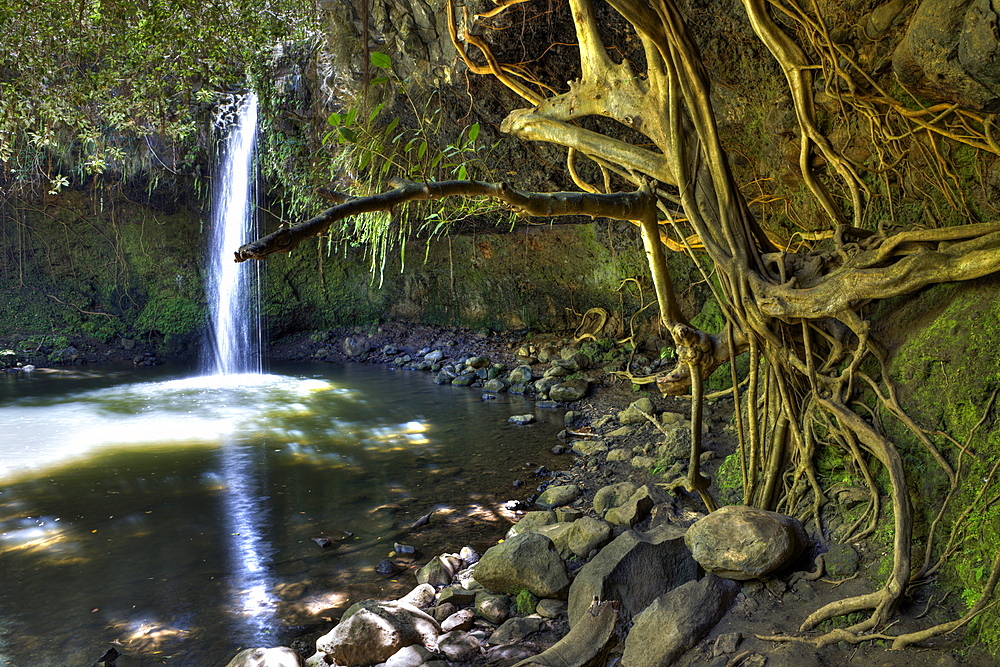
[482,378,508,392]
[621,575,740,667]
[399,583,436,608]
[466,355,491,368]
[535,484,580,509]
[684,505,808,580]
[474,532,570,598]
[509,413,535,425]
[506,511,558,538]
[549,379,589,402]
[384,644,432,667]
[604,485,656,527]
[416,556,455,587]
[554,507,582,522]
[824,543,860,578]
[474,592,510,624]
[342,336,370,357]
[423,349,444,363]
[593,481,638,516]
[534,376,561,394]
[488,616,547,644]
[606,426,637,439]
[537,516,613,559]
[630,455,658,469]
[433,602,457,622]
[618,397,656,425]
[451,373,476,387]
[437,586,477,607]
[536,598,567,618]
[556,350,591,371]
[508,365,533,384]
[441,608,476,632]
[436,631,482,661]
[315,600,440,666]
[571,439,607,456]
[433,370,456,385]
[606,448,631,462]
[225,647,304,667]
[567,526,699,627]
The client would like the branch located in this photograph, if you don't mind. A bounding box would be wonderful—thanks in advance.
[234,179,657,262]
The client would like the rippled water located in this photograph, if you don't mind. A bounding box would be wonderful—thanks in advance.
[0,363,564,665]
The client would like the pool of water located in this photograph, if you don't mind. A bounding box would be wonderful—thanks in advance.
[0,362,564,665]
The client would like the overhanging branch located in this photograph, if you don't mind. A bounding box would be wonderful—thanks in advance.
[234,179,657,262]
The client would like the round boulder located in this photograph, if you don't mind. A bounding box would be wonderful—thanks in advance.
[315,600,440,666]
[473,532,570,598]
[684,505,808,580]
[549,379,589,402]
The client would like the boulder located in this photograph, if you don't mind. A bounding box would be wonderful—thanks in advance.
[474,592,511,624]
[399,583,436,608]
[225,647,304,667]
[474,532,570,598]
[536,516,613,559]
[621,575,740,667]
[571,439,608,456]
[567,526,699,626]
[441,608,476,632]
[506,510,558,538]
[488,616,548,645]
[535,484,580,509]
[509,414,535,425]
[536,599,568,618]
[603,485,655,527]
[549,379,589,402]
[436,631,482,661]
[384,645,433,667]
[342,337,370,357]
[508,365,534,384]
[684,505,808,580]
[416,556,454,587]
[315,600,440,666]
[593,481,638,516]
[618,397,656,425]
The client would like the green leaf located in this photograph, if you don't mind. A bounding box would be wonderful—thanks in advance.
[417,140,427,159]
[339,126,357,142]
[467,122,480,142]
[368,102,385,123]
[429,153,443,171]
[344,107,358,126]
[371,76,389,85]
[322,130,337,145]
[386,118,400,136]
[327,112,342,126]
[457,164,468,180]
[370,52,392,69]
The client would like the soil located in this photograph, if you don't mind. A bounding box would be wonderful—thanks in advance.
[3,322,995,665]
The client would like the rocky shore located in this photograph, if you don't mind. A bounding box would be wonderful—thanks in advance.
[235,322,990,667]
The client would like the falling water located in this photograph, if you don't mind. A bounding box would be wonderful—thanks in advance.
[204,92,278,646]
[205,92,262,376]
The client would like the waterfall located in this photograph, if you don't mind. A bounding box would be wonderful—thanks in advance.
[204,92,262,376]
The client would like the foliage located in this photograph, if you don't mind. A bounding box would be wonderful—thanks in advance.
[513,587,539,616]
[0,0,319,195]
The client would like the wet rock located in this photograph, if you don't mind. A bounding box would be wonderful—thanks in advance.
[534,376,561,394]
[509,414,535,425]
[508,365,533,384]
[549,379,589,402]
[466,355,491,368]
[488,616,547,644]
[483,378,508,392]
[315,600,440,666]
[535,484,580,509]
[621,575,740,667]
[423,349,444,363]
[568,526,699,626]
[433,370,456,385]
[376,559,402,576]
[225,647,304,667]
[684,505,808,580]
[474,532,570,598]
[460,546,480,565]
[451,373,476,387]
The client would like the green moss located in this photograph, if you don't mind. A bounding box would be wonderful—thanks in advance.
[513,587,539,616]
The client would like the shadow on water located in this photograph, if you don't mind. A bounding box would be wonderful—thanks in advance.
[0,362,564,665]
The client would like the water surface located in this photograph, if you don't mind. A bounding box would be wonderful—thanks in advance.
[0,362,563,665]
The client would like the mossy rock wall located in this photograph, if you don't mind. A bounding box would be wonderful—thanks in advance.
[872,274,1000,651]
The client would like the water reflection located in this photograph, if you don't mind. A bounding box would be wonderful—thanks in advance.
[0,363,565,664]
